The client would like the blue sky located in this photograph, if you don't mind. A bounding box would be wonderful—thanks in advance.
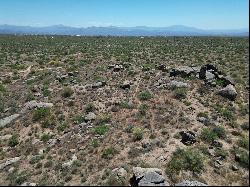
[0,0,249,29]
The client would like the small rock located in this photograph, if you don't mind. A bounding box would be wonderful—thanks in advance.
[218,84,237,101]
[175,180,207,186]
[21,182,37,186]
[232,165,239,171]
[120,80,131,90]
[212,140,223,148]
[85,112,96,121]
[167,80,190,88]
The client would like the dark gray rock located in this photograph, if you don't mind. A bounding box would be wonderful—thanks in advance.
[218,84,237,100]
[131,167,169,186]
[180,131,196,146]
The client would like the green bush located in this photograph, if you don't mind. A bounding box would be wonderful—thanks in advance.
[0,84,6,92]
[85,103,96,113]
[62,87,73,98]
[235,148,249,168]
[138,90,153,101]
[238,135,249,150]
[40,134,51,143]
[57,123,69,132]
[200,128,218,143]
[166,148,205,176]
[8,134,19,147]
[33,108,51,121]
[102,147,118,159]
[174,88,187,100]
[197,112,209,118]
[132,127,144,141]
[94,125,108,135]
[212,126,226,139]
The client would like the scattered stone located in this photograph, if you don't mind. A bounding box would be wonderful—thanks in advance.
[214,160,223,168]
[218,84,237,101]
[85,112,96,121]
[120,80,131,90]
[62,155,77,168]
[179,131,196,146]
[167,80,190,88]
[0,157,21,170]
[175,180,207,186]
[111,167,128,179]
[0,114,20,128]
[92,81,106,89]
[232,165,239,171]
[212,140,223,148]
[197,117,210,126]
[130,167,169,186]
[20,101,53,114]
[21,182,37,186]
[0,134,12,141]
[113,64,124,72]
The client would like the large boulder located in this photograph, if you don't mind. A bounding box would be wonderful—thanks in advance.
[130,167,169,186]
[120,80,131,90]
[170,66,196,77]
[218,84,237,101]
[175,180,207,186]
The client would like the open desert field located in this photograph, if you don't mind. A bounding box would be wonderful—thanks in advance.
[0,35,249,186]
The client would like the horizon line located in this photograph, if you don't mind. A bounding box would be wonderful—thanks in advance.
[0,24,249,31]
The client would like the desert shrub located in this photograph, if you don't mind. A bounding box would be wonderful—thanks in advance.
[197,112,209,118]
[40,134,51,143]
[174,88,187,100]
[120,100,134,109]
[241,122,249,131]
[57,122,69,132]
[235,148,249,168]
[132,127,144,141]
[8,134,19,147]
[166,148,205,176]
[102,147,118,159]
[85,103,96,113]
[238,135,249,150]
[214,148,228,160]
[138,90,153,101]
[94,125,108,135]
[90,139,99,148]
[213,126,226,139]
[200,128,218,143]
[0,84,6,92]
[33,108,51,121]
[62,87,73,98]
[8,170,29,185]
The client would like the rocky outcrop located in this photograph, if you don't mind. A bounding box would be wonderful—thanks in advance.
[20,101,53,114]
[0,157,21,170]
[0,101,53,128]
[218,84,237,101]
[175,180,207,186]
[170,66,198,78]
[0,114,20,128]
[130,167,169,186]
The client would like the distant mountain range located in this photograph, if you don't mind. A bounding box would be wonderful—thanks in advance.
[0,24,248,36]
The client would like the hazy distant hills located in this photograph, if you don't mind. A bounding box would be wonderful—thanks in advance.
[0,24,248,36]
